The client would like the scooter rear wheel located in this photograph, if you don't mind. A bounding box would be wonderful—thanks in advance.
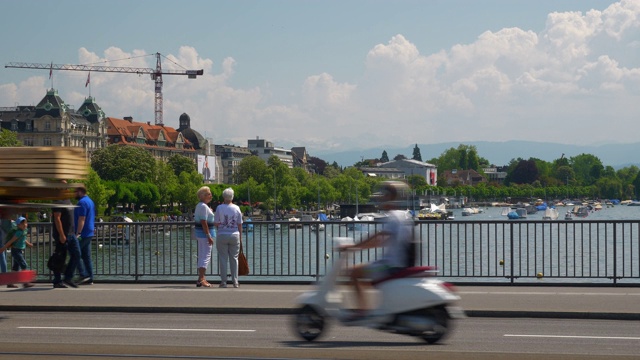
[419,306,450,344]
[293,305,325,341]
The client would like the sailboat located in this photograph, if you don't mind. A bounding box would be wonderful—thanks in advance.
[542,207,559,220]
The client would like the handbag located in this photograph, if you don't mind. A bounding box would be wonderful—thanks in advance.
[238,241,249,276]
[47,248,67,273]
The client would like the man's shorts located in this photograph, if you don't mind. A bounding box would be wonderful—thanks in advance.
[361,260,402,282]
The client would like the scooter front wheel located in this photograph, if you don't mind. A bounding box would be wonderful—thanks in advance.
[293,305,326,341]
[419,306,450,344]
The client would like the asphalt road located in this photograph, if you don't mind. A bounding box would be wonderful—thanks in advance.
[0,312,639,359]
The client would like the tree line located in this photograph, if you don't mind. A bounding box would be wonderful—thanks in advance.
[2,129,639,216]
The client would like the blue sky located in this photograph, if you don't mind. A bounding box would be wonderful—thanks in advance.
[1,0,638,159]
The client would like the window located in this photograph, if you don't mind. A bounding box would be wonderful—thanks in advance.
[43,137,51,146]
[25,122,31,130]
[11,122,17,131]
[23,138,33,146]
[45,121,51,130]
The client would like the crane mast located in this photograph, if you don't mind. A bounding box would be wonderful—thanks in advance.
[5,53,203,126]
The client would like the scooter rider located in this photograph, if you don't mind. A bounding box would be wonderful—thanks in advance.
[342,180,414,319]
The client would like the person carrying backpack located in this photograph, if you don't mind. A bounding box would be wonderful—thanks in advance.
[0,217,34,288]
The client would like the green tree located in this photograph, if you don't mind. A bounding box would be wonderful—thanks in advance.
[83,167,112,215]
[174,171,201,212]
[570,153,604,186]
[507,159,539,185]
[412,144,422,161]
[91,145,156,182]
[167,154,197,177]
[154,160,179,210]
[380,150,389,163]
[236,155,269,183]
[0,129,21,147]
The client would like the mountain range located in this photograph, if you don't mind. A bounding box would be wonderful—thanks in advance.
[314,141,640,169]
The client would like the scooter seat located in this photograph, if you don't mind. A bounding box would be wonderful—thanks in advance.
[372,266,437,286]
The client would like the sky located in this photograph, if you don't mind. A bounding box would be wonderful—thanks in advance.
[1,0,639,161]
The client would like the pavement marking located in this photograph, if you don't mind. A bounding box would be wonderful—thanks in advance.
[504,334,640,340]
[460,291,639,296]
[19,326,255,332]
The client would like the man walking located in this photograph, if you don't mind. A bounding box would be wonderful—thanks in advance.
[74,185,95,285]
[52,192,80,288]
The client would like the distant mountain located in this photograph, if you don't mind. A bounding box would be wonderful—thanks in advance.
[314,141,640,169]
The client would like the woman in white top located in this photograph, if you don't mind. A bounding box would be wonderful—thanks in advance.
[214,188,243,288]
[194,186,215,287]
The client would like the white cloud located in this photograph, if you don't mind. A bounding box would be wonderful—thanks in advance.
[3,1,640,156]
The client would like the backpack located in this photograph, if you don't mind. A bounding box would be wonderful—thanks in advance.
[3,222,17,244]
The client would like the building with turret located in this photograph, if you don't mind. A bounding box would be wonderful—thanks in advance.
[0,88,106,156]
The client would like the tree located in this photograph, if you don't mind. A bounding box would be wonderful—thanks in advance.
[393,154,407,161]
[307,156,328,175]
[154,160,179,210]
[237,156,269,183]
[571,154,604,186]
[0,129,21,147]
[412,144,422,161]
[380,150,389,163]
[507,159,539,185]
[91,145,156,182]
[83,167,112,215]
[167,154,197,177]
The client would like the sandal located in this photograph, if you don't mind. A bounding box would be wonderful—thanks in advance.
[197,280,211,288]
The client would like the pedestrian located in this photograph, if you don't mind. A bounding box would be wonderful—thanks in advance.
[0,218,12,275]
[194,186,215,287]
[74,185,96,285]
[52,187,80,288]
[0,216,34,288]
[214,187,243,288]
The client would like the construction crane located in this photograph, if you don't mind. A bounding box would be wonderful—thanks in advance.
[5,52,203,126]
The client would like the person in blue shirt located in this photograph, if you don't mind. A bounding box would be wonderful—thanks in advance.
[0,217,34,288]
[74,186,96,285]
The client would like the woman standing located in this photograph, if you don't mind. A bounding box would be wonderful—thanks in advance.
[214,188,243,288]
[194,186,215,287]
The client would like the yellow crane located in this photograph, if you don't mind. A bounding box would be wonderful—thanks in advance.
[5,52,203,126]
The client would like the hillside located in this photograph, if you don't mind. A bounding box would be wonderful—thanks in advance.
[315,141,640,169]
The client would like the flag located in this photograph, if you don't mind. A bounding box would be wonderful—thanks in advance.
[49,62,53,79]
[85,72,90,87]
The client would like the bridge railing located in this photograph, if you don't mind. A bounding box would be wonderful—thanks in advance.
[21,219,640,285]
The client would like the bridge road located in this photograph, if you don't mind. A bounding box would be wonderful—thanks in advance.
[0,283,639,320]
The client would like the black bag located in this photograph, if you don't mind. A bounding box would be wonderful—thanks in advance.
[47,249,67,273]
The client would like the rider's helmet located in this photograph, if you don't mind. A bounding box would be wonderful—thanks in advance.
[372,181,410,208]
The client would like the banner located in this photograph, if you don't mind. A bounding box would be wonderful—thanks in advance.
[198,155,215,182]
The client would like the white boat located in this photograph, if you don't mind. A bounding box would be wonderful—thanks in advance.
[461,208,474,216]
[542,208,559,220]
[288,217,303,228]
[565,211,573,220]
[268,223,281,230]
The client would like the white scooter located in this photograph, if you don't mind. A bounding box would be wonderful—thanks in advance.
[293,237,464,344]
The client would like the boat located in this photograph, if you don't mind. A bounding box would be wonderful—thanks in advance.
[417,204,448,220]
[507,208,527,219]
[242,218,254,232]
[573,206,589,218]
[288,217,303,228]
[500,207,510,216]
[565,211,573,220]
[542,208,559,220]
[461,208,474,216]
[267,223,281,230]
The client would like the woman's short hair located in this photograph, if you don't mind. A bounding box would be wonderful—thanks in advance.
[196,186,211,201]
[222,187,234,201]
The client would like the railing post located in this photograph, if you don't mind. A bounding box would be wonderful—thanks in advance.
[613,223,617,285]
[510,222,515,284]
[135,223,140,281]
[315,226,321,281]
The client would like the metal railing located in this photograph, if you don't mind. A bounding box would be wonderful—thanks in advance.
[20,219,640,285]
